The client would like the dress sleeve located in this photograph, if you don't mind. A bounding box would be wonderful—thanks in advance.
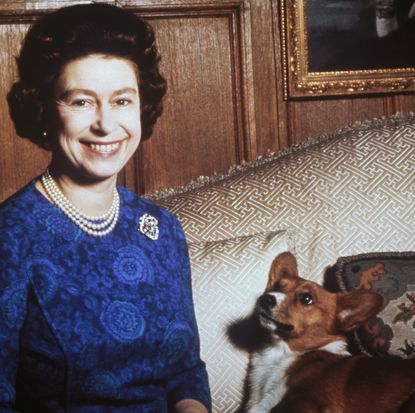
[0,227,28,412]
[165,217,212,412]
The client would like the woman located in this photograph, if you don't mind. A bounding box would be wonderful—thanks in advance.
[0,3,211,412]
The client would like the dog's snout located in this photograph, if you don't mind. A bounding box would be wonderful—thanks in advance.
[259,294,277,309]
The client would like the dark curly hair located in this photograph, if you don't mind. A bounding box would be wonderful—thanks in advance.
[7,3,167,149]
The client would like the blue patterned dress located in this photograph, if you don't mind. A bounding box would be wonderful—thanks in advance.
[0,181,211,413]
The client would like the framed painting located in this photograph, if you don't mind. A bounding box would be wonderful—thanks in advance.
[281,0,415,98]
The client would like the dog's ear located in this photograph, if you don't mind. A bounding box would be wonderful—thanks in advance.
[266,252,299,291]
[335,290,384,332]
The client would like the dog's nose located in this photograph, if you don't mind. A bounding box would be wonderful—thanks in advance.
[259,294,277,309]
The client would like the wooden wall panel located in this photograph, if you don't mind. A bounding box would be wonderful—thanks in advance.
[393,93,415,114]
[283,92,415,146]
[249,0,280,155]
[140,15,241,192]
[122,2,255,194]
[285,97,391,143]
[0,20,51,201]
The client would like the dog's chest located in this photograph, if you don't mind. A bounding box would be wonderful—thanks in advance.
[247,341,298,413]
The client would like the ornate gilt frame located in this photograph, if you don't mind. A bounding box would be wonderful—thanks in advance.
[280,0,415,98]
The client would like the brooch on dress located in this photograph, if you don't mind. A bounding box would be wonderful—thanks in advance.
[138,213,159,240]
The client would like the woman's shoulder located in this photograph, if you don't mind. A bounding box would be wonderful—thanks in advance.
[0,182,42,256]
[118,185,180,224]
[0,181,38,221]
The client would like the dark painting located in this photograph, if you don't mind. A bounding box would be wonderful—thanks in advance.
[307,0,415,72]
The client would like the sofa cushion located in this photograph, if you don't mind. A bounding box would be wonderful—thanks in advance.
[150,114,415,412]
[152,114,415,282]
[188,229,291,413]
[330,251,415,359]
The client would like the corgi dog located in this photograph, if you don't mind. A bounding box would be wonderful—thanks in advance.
[245,252,415,413]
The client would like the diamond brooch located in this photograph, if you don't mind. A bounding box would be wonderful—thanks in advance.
[138,213,159,240]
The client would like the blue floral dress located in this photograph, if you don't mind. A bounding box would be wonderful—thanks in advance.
[0,181,211,413]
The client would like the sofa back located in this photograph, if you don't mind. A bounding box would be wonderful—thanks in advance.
[152,114,415,412]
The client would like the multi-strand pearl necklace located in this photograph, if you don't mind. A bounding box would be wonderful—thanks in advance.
[41,169,120,237]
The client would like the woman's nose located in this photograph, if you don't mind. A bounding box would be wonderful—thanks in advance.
[91,104,117,136]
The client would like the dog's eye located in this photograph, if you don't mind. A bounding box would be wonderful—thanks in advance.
[299,293,314,306]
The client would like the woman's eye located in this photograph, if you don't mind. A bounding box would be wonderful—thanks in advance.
[71,99,89,107]
[115,98,131,106]
[299,293,314,306]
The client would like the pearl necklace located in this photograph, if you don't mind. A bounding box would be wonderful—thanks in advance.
[41,169,120,237]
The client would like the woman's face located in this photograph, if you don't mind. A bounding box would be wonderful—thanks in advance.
[50,54,141,183]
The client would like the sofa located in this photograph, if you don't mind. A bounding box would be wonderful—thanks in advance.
[150,113,415,412]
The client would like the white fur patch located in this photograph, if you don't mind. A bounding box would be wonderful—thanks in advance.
[246,340,350,412]
[246,340,297,413]
[320,340,350,356]
[269,292,286,304]
[258,292,287,332]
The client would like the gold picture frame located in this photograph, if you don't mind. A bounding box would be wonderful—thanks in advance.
[281,0,415,98]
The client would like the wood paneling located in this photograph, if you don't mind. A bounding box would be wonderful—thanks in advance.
[122,1,256,194]
[0,0,414,201]
[286,97,389,142]
[0,20,51,200]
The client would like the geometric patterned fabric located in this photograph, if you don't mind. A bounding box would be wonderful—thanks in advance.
[150,114,415,412]
[153,114,415,280]
[188,230,289,413]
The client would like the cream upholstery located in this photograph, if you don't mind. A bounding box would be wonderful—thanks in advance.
[151,114,415,412]
[188,230,290,412]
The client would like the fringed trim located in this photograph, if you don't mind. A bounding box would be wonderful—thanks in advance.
[147,112,415,200]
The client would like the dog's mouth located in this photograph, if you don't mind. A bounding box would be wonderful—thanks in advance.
[259,310,294,333]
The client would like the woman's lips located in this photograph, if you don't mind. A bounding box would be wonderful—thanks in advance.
[86,142,121,155]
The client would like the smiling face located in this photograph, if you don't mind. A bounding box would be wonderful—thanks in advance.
[48,54,142,184]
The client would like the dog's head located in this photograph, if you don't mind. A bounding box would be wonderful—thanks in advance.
[257,252,384,352]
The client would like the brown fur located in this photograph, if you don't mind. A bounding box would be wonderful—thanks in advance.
[259,252,415,413]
